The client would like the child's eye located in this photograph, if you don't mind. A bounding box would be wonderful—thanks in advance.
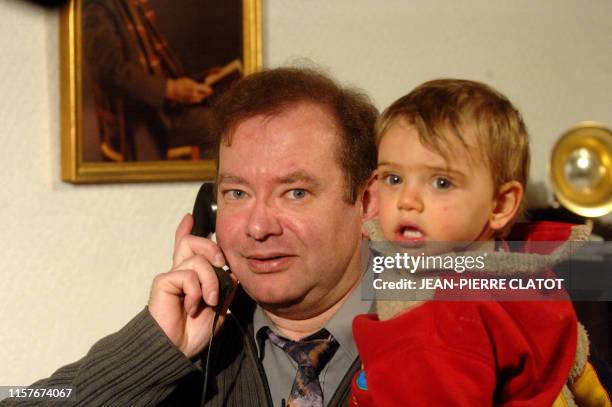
[432,177,453,190]
[287,189,308,200]
[383,174,403,185]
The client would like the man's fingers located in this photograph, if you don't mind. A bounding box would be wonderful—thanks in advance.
[174,214,194,254]
[152,263,220,314]
[178,271,205,316]
[172,234,226,269]
[172,213,224,267]
[151,269,203,317]
[175,256,221,306]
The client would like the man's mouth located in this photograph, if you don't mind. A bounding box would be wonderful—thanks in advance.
[245,253,295,273]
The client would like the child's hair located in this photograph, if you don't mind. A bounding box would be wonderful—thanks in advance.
[377,79,530,194]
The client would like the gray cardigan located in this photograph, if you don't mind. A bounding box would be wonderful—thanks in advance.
[2,289,359,406]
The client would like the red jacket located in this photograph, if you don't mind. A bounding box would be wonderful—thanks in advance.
[351,222,581,406]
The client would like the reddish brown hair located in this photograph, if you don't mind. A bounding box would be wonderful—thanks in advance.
[209,67,378,203]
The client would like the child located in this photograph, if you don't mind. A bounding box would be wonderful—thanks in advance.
[351,79,594,406]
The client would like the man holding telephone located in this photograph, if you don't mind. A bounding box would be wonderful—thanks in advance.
[4,67,378,406]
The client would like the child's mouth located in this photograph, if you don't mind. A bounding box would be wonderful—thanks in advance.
[402,228,424,238]
[394,225,426,246]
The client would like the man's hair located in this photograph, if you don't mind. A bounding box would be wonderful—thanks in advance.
[209,67,378,203]
[377,79,530,192]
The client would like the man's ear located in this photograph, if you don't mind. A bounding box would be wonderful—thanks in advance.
[489,181,523,231]
[360,172,378,238]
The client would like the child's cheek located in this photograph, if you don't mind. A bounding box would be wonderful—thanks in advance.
[377,201,396,241]
[432,207,458,239]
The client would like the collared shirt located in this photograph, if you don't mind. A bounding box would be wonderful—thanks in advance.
[252,241,373,407]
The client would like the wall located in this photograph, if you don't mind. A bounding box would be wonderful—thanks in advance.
[0,0,610,385]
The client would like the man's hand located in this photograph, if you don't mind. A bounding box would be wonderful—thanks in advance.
[148,214,232,359]
[165,77,213,104]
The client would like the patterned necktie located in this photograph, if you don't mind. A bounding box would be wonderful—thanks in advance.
[266,328,339,407]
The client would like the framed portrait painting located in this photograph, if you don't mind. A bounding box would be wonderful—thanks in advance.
[60,0,262,183]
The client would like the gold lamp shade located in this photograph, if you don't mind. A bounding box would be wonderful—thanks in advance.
[549,122,612,218]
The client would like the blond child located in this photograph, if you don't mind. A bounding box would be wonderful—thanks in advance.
[350,79,590,406]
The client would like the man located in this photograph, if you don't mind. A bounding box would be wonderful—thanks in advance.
[83,0,241,160]
[4,67,378,406]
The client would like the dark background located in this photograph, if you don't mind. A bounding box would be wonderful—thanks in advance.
[149,0,242,78]
[81,0,243,161]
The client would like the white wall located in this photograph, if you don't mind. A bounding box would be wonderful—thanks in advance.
[1,0,610,385]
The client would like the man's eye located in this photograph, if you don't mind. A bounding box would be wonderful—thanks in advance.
[287,189,307,200]
[432,177,453,190]
[383,174,402,185]
[224,190,246,200]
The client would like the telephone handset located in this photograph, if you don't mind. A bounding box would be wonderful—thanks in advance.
[192,182,235,398]
[191,182,234,314]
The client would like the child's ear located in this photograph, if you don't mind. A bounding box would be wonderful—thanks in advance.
[360,171,379,237]
[489,181,523,231]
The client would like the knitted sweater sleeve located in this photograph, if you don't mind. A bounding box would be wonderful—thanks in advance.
[0,308,198,406]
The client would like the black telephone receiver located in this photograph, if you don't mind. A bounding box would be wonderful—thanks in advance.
[192,182,235,400]
[191,182,234,314]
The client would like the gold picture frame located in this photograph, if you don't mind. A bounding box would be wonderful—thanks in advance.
[60,0,262,183]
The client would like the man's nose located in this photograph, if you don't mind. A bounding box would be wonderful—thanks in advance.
[246,200,282,241]
[397,185,424,212]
